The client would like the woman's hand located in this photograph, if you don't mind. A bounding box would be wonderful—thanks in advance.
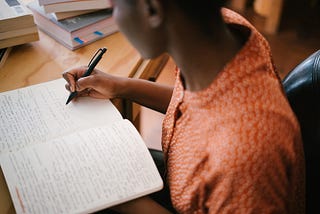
[62,66,125,100]
[62,65,173,113]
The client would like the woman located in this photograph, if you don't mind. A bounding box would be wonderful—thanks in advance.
[63,0,305,213]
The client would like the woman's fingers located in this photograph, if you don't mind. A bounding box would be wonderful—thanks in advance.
[76,88,106,99]
[76,75,96,91]
[62,67,117,100]
[62,66,88,92]
[65,83,71,92]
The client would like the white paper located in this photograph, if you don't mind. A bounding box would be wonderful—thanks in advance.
[0,78,122,153]
[1,120,163,214]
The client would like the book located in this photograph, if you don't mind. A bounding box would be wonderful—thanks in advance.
[0,32,39,49]
[0,47,12,69]
[38,0,81,5]
[28,2,118,50]
[0,0,36,32]
[39,0,112,13]
[0,78,163,213]
[0,26,38,40]
[52,9,99,21]
[0,0,39,48]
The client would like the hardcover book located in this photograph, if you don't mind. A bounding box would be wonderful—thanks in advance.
[0,0,39,48]
[0,32,39,49]
[38,0,80,5]
[0,0,35,32]
[52,9,99,21]
[0,26,38,40]
[39,0,112,13]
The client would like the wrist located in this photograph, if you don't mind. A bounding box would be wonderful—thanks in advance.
[113,77,132,99]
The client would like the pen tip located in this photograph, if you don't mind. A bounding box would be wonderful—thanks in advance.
[66,97,72,105]
[66,91,77,105]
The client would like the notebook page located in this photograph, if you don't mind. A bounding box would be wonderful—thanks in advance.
[0,120,163,214]
[0,78,123,153]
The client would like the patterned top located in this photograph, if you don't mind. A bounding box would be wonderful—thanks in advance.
[161,8,305,214]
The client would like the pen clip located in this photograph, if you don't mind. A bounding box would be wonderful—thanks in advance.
[88,48,107,67]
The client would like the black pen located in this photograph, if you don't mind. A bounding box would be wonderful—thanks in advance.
[66,47,107,105]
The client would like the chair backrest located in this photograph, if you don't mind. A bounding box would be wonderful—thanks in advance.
[282,50,320,214]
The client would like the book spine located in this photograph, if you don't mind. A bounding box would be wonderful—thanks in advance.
[38,0,78,6]
[0,26,38,40]
[0,33,39,49]
[42,0,112,13]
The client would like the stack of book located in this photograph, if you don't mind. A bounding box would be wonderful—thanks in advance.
[28,0,117,50]
[0,0,39,49]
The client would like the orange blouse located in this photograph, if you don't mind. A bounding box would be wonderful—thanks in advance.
[162,8,305,213]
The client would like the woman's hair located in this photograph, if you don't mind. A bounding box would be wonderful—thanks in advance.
[172,0,225,20]
[122,0,226,31]
[171,0,226,33]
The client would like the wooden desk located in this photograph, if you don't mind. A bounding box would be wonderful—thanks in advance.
[0,28,168,214]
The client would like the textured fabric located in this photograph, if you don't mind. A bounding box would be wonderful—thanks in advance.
[161,8,305,214]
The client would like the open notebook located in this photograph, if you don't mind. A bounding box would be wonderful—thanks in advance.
[0,78,163,214]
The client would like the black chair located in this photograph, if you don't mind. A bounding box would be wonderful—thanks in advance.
[282,49,320,214]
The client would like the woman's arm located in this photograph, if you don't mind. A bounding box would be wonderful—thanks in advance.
[62,66,173,113]
[119,77,173,113]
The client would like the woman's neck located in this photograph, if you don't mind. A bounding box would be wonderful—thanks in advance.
[167,12,244,91]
